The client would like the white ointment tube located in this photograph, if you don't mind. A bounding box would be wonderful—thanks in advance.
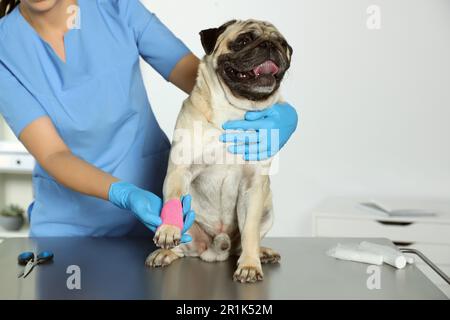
[327,244,383,265]
[359,241,407,269]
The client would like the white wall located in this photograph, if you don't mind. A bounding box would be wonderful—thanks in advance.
[141,0,450,236]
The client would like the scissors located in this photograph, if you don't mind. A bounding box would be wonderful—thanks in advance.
[18,251,54,278]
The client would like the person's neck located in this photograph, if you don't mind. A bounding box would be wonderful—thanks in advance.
[19,0,77,37]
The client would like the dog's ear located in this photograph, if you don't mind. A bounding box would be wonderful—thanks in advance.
[199,28,222,55]
[200,20,237,55]
[287,43,293,59]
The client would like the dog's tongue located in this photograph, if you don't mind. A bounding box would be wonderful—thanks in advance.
[253,60,279,76]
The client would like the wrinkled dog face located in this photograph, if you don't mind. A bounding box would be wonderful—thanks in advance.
[200,20,293,102]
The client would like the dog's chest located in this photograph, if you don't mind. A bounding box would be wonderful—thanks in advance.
[190,163,245,235]
[190,109,246,166]
[185,106,258,235]
[190,112,246,234]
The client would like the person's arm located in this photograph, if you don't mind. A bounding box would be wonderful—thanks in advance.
[118,0,199,94]
[20,117,117,200]
[168,53,200,94]
[19,116,195,239]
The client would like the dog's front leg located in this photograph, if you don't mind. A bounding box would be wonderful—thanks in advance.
[234,175,267,283]
[153,164,193,249]
[163,164,193,202]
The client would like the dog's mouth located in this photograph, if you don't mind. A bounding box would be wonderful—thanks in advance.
[217,38,291,102]
[225,60,280,83]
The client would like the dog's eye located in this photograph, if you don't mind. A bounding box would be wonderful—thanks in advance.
[230,33,254,51]
[239,36,252,47]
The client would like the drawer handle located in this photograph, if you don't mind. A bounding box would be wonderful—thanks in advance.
[376,220,413,226]
[393,241,415,247]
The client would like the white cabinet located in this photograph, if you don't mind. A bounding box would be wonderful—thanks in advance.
[0,117,32,238]
[0,226,29,239]
[312,198,450,298]
[0,141,35,173]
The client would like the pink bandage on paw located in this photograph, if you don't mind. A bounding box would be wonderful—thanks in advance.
[159,199,184,230]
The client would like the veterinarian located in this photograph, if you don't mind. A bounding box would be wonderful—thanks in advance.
[0,0,298,237]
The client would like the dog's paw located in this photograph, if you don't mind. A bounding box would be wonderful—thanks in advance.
[260,247,281,264]
[145,249,179,268]
[233,257,263,283]
[153,224,181,249]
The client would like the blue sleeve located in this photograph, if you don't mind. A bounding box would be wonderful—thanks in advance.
[0,63,48,137]
[119,0,191,81]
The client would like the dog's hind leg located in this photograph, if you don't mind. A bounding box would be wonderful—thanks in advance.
[260,247,281,264]
[146,240,196,268]
[145,248,182,268]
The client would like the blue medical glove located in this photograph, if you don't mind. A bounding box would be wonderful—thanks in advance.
[180,194,196,243]
[220,102,298,161]
[108,182,195,243]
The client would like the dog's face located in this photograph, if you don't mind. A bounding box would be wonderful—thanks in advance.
[200,20,293,103]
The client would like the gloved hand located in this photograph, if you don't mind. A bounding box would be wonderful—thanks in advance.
[108,182,195,243]
[220,102,298,161]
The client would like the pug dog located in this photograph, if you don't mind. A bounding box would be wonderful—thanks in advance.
[146,20,293,283]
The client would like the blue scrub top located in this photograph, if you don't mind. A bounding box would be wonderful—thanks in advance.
[0,0,191,236]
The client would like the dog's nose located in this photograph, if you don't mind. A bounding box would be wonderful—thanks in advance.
[259,40,274,48]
